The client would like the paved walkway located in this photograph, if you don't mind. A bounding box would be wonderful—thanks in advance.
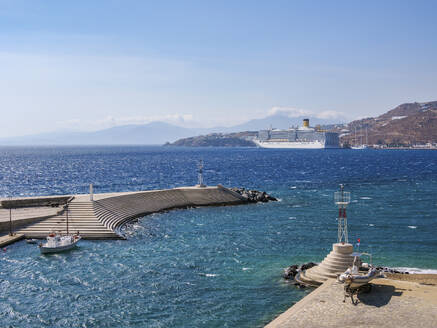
[0,207,59,222]
[0,234,24,247]
[266,278,437,328]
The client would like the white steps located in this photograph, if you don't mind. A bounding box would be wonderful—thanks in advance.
[298,243,355,286]
[18,201,121,239]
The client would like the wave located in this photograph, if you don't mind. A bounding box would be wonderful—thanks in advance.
[391,267,437,274]
[198,273,219,277]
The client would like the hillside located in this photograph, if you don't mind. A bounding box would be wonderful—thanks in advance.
[167,132,257,147]
[341,101,437,146]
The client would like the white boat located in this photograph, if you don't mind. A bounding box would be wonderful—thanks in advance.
[39,204,81,254]
[338,265,380,288]
[39,232,81,254]
[351,145,368,150]
[337,255,381,303]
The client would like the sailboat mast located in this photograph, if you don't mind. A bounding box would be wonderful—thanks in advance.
[355,127,357,146]
[366,126,369,145]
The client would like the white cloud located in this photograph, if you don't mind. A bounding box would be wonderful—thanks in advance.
[268,106,347,120]
[316,110,346,120]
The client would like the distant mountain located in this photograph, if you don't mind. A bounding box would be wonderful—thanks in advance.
[0,122,209,145]
[340,101,437,146]
[0,113,345,146]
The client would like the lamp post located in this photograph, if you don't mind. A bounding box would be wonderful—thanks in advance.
[197,160,206,187]
[9,196,13,236]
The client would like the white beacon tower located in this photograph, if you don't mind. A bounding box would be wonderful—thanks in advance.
[335,184,350,244]
[297,184,356,286]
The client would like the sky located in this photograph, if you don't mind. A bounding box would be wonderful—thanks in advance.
[0,0,437,137]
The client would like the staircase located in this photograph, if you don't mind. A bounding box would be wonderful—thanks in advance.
[18,201,121,239]
[297,243,355,286]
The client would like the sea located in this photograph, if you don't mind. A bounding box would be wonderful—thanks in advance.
[1,146,437,327]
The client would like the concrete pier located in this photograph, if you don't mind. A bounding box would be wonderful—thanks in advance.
[266,277,437,328]
[0,233,24,247]
[1,185,246,240]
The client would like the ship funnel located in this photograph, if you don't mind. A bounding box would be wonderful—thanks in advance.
[303,118,310,128]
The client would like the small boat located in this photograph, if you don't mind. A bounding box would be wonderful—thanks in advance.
[338,265,380,288]
[337,256,381,303]
[38,204,81,254]
[39,232,81,254]
[351,145,368,150]
[26,239,39,244]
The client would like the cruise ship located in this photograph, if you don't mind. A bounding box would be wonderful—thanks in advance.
[254,119,340,149]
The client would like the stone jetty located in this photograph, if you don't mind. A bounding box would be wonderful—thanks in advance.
[1,185,271,240]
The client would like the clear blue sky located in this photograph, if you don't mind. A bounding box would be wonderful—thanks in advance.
[0,0,436,136]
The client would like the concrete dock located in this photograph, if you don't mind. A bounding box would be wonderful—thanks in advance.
[1,185,247,240]
[0,233,24,247]
[266,277,437,328]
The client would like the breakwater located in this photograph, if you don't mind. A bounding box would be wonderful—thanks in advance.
[2,185,275,239]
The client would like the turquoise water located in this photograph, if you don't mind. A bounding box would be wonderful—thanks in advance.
[1,147,437,327]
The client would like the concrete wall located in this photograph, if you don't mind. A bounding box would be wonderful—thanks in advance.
[1,196,72,209]
[93,186,247,231]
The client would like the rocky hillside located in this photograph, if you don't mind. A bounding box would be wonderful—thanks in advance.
[341,101,437,146]
[165,131,257,147]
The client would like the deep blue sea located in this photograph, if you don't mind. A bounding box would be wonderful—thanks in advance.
[1,146,437,327]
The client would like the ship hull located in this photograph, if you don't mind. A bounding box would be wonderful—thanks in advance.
[254,140,337,149]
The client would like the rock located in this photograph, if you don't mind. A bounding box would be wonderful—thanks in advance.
[267,195,278,201]
[283,262,318,282]
[230,187,277,203]
[300,262,317,271]
[283,265,299,279]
